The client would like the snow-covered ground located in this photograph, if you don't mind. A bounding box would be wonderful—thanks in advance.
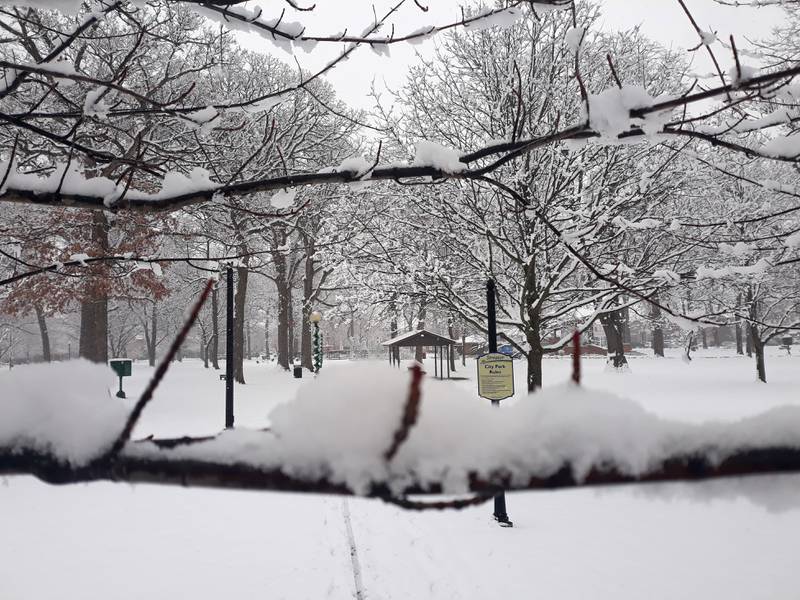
[2,350,800,599]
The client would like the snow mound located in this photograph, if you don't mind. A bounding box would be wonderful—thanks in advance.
[412,141,465,174]
[587,85,671,140]
[269,364,410,492]
[130,364,800,496]
[0,360,127,466]
[270,188,296,209]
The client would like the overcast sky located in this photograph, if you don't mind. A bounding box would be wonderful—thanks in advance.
[238,0,785,109]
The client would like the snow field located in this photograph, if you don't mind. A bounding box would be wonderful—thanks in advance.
[1,352,799,599]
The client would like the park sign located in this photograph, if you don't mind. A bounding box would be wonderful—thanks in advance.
[477,352,514,401]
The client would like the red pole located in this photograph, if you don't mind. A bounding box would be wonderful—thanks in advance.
[572,330,581,385]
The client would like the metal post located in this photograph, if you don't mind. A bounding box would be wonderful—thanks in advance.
[487,279,512,527]
[225,266,234,429]
[487,280,498,356]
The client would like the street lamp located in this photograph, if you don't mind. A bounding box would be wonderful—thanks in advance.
[310,310,323,373]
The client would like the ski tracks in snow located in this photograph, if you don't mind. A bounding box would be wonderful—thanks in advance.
[343,499,492,599]
[341,499,366,599]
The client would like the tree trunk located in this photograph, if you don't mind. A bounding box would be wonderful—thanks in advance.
[211,284,220,369]
[735,293,744,355]
[147,304,157,366]
[527,350,543,392]
[745,287,754,358]
[301,314,312,370]
[650,299,664,357]
[234,264,248,384]
[34,305,51,362]
[621,305,632,345]
[684,331,694,362]
[748,288,766,383]
[652,327,665,357]
[752,328,766,383]
[301,242,315,371]
[701,327,708,349]
[600,310,628,370]
[80,297,108,363]
[264,314,270,359]
[274,243,290,370]
[735,322,743,355]
[202,329,209,368]
[526,324,544,392]
[277,293,289,369]
[79,212,109,363]
[348,308,356,357]
[246,321,252,360]
[141,303,157,366]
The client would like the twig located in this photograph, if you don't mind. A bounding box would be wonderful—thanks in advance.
[606,54,623,89]
[0,133,19,191]
[384,363,423,461]
[379,492,495,511]
[103,279,214,459]
[730,35,743,86]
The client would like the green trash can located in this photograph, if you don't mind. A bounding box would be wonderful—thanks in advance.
[109,358,132,398]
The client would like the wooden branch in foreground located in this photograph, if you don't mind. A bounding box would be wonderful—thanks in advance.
[3,443,800,506]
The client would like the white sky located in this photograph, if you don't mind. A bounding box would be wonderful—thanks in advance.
[238,0,785,109]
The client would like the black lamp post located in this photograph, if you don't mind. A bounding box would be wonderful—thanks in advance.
[225,266,234,429]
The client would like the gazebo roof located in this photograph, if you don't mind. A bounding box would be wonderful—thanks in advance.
[381,329,457,348]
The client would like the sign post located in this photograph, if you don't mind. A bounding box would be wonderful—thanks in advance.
[482,279,513,527]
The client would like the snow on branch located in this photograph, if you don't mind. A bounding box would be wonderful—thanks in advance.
[0,1,571,125]
[189,1,567,51]
[712,0,798,5]
[2,61,800,212]
[4,357,800,504]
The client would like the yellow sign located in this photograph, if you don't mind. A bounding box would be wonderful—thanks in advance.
[477,353,515,401]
